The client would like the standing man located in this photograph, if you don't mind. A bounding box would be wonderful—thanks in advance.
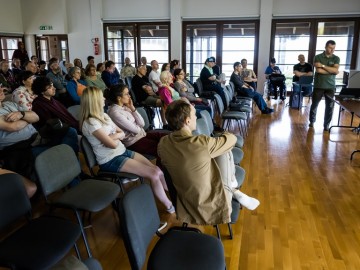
[309,40,340,131]
[293,54,313,96]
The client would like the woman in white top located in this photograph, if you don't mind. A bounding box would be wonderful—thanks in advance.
[12,71,37,111]
[80,86,174,213]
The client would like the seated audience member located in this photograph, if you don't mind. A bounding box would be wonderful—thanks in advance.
[46,58,67,95]
[30,55,39,70]
[32,77,80,146]
[148,60,162,93]
[11,58,23,79]
[173,68,211,117]
[85,64,107,91]
[105,84,167,166]
[87,55,95,66]
[240,58,257,90]
[200,57,227,108]
[158,71,185,110]
[209,57,226,86]
[169,59,179,75]
[24,60,38,75]
[158,100,259,225]
[120,57,136,79]
[37,60,47,77]
[0,168,37,198]
[59,60,72,80]
[161,63,170,72]
[265,58,286,100]
[231,62,273,114]
[12,71,37,111]
[73,58,86,80]
[11,41,29,67]
[0,85,40,178]
[293,54,313,96]
[140,56,152,77]
[102,60,120,88]
[0,59,18,93]
[66,67,87,104]
[96,62,105,76]
[80,86,175,213]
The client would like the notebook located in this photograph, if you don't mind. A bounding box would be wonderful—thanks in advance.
[297,76,313,85]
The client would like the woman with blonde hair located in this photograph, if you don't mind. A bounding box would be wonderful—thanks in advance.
[80,86,175,213]
[158,71,186,110]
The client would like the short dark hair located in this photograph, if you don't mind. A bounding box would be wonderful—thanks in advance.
[270,58,276,64]
[105,60,115,69]
[325,40,336,47]
[96,62,104,71]
[48,57,58,69]
[32,76,52,95]
[19,71,34,85]
[165,100,192,131]
[233,62,241,69]
[87,55,94,62]
[104,83,128,104]
[170,59,179,69]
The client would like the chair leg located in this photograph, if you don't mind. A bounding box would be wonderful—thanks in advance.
[227,223,233,239]
[74,243,81,260]
[74,210,92,258]
[214,225,221,240]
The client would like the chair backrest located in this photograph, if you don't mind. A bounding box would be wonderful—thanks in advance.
[195,78,204,95]
[35,144,81,197]
[229,81,235,92]
[136,107,150,131]
[199,110,214,134]
[195,118,211,136]
[67,105,81,121]
[213,94,224,115]
[118,184,160,270]
[80,136,98,176]
[129,87,139,106]
[223,87,232,107]
[226,84,234,98]
[0,173,31,230]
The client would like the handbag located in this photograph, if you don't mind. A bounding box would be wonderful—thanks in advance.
[39,118,70,145]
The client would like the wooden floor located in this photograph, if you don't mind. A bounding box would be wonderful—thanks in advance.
[8,97,360,270]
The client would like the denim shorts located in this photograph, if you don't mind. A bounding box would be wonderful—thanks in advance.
[99,149,135,172]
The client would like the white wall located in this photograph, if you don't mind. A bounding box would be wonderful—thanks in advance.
[0,0,23,33]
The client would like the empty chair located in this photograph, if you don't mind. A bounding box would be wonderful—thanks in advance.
[67,105,81,121]
[35,144,121,257]
[118,183,226,270]
[80,136,142,194]
[0,173,83,269]
[200,109,244,148]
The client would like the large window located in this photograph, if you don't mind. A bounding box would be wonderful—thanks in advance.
[0,36,23,62]
[183,21,259,82]
[271,18,359,87]
[104,23,170,70]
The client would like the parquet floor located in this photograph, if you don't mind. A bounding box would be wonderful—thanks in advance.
[4,97,360,270]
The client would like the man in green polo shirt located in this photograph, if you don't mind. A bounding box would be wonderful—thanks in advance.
[309,40,340,131]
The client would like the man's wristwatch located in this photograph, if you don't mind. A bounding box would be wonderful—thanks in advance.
[20,111,25,119]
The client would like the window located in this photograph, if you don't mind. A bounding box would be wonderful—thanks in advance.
[183,21,259,82]
[104,23,170,70]
[0,36,23,62]
[271,18,359,86]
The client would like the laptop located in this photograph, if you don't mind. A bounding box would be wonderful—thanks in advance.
[338,87,360,99]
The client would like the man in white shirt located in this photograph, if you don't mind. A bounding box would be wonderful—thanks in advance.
[148,60,162,93]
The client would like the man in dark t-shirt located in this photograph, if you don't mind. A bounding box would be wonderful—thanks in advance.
[293,54,313,96]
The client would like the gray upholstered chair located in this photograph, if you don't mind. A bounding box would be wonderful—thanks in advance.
[34,144,120,257]
[0,173,100,269]
[118,183,226,270]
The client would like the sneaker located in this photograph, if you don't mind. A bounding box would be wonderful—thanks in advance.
[309,122,314,128]
[261,108,274,114]
[166,204,175,214]
[121,177,139,184]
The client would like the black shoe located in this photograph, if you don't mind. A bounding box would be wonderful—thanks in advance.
[272,96,278,100]
[280,96,286,101]
[214,124,224,132]
[309,122,314,128]
[262,107,274,114]
[324,126,330,132]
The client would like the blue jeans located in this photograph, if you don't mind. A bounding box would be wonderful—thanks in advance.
[237,87,267,111]
[293,84,312,96]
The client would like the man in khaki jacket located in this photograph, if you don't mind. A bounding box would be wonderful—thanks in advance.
[158,100,259,225]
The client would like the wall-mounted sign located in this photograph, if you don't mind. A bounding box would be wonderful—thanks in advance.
[39,25,53,30]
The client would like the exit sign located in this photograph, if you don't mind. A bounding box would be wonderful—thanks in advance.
[39,25,53,30]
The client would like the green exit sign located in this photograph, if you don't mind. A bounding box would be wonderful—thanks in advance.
[39,25,53,30]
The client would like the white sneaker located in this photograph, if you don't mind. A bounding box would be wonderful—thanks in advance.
[233,190,260,210]
[121,177,139,184]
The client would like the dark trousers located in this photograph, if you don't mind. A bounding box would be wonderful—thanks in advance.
[206,83,227,109]
[309,88,335,128]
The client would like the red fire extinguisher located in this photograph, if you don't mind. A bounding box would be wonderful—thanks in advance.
[93,37,100,55]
